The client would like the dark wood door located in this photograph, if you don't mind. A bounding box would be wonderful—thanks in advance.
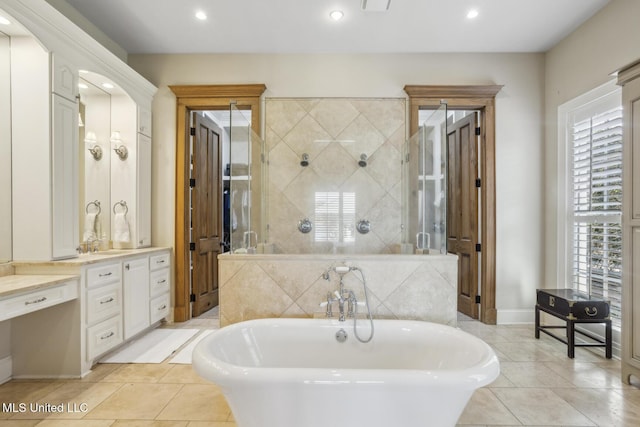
[191,112,222,316]
[447,113,479,319]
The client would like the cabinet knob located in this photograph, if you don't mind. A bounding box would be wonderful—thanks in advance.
[125,264,130,270]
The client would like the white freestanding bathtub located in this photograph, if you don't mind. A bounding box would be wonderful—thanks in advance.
[192,318,500,427]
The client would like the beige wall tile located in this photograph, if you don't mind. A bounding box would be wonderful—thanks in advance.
[265,98,406,254]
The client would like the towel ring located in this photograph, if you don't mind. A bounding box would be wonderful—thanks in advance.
[113,200,128,215]
[86,200,101,215]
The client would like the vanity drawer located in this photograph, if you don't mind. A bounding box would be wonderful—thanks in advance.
[150,268,170,297]
[86,315,123,360]
[149,252,170,271]
[0,280,78,322]
[87,262,121,288]
[150,292,170,324]
[86,282,122,325]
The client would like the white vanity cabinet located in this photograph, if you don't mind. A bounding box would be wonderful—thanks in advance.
[136,134,152,247]
[85,262,123,360]
[0,277,78,322]
[84,250,170,365]
[123,256,150,339]
[51,92,79,259]
[6,276,80,379]
[5,0,156,262]
[619,60,640,384]
[11,41,79,261]
[149,251,171,323]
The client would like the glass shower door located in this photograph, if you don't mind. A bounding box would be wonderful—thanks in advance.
[404,103,447,253]
[228,103,266,253]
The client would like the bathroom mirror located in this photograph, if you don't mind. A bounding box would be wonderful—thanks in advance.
[0,31,11,263]
[78,72,112,245]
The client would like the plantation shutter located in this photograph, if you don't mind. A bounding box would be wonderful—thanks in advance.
[570,93,623,326]
[314,192,356,243]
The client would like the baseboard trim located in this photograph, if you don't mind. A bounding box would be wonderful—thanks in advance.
[497,309,535,324]
[0,356,12,385]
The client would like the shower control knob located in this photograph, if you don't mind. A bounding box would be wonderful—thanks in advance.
[298,218,312,234]
[356,219,371,234]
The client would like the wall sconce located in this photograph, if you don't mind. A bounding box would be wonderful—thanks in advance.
[85,131,102,160]
[110,131,128,161]
[113,145,128,161]
[88,145,103,161]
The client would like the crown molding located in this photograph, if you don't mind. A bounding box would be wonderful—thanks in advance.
[170,84,267,99]
[404,85,503,99]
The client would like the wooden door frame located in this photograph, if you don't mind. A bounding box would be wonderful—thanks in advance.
[404,85,502,324]
[169,84,266,322]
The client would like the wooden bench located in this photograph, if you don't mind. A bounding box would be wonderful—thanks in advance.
[535,288,612,359]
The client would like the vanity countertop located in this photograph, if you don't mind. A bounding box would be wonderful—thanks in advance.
[11,247,171,268]
[0,274,79,298]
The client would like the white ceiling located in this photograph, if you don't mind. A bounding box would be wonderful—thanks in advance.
[61,0,610,55]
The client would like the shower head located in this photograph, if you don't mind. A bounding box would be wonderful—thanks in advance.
[300,153,309,167]
[358,153,368,167]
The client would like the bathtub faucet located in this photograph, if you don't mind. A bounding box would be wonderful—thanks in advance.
[320,264,359,321]
[325,290,357,321]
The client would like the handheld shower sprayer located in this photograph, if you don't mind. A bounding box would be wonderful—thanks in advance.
[321,263,375,343]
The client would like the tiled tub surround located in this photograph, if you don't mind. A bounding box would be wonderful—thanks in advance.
[218,253,457,327]
[265,98,407,254]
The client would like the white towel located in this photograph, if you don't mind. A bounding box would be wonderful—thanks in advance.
[113,212,130,242]
[83,212,97,241]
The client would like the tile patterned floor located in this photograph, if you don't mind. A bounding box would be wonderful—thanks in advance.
[1,308,639,426]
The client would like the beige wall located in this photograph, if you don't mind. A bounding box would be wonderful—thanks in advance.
[544,0,640,289]
[129,52,545,323]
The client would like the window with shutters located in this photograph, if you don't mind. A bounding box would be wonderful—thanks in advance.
[314,192,356,243]
[559,82,623,328]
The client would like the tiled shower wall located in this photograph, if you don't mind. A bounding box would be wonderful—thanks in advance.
[265,98,406,254]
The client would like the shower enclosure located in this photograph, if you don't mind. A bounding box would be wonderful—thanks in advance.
[219,99,457,326]
[403,103,448,254]
[224,98,448,255]
[226,104,267,253]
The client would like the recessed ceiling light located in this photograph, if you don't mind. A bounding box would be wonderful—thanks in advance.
[79,69,89,74]
[78,83,88,89]
[195,11,207,20]
[102,83,114,89]
[329,10,344,21]
[466,9,479,19]
[0,16,10,25]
